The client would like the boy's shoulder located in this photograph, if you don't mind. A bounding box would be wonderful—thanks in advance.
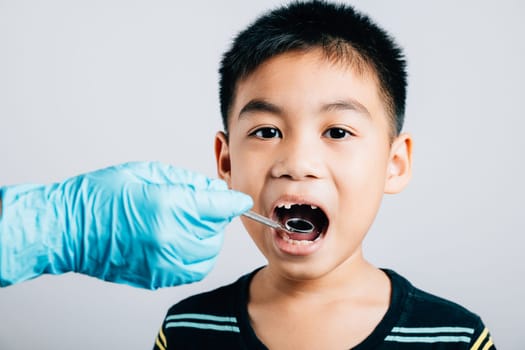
[153,269,261,350]
[379,269,494,349]
[386,268,481,324]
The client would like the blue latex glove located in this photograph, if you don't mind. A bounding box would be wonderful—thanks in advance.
[0,162,252,289]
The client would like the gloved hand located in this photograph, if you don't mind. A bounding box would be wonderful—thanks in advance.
[0,161,252,289]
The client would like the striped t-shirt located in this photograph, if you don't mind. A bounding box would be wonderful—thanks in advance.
[153,268,495,349]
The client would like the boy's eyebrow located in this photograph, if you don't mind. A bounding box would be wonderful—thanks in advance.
[320,99,371,118]
[238,99,282,118]
[238,98,370,119]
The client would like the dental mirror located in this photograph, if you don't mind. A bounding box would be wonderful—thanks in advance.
[284,217,315,234]
[242,210,315,234]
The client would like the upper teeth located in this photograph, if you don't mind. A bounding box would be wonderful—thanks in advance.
[277,204,319,210]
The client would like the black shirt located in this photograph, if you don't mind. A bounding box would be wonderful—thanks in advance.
[153,268,495,349]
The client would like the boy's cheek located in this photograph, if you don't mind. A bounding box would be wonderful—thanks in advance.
[229,174,253,196]
[229,171,266,208]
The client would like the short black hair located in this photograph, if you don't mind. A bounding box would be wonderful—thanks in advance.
[219,0,407,136]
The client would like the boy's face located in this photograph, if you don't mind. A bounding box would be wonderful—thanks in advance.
[215,49,412,280]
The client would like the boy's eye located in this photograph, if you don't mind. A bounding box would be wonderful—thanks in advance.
[250,127,282,139]
[323,127,352,139]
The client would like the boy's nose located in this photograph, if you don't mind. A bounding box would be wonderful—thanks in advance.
[270,137,324,180]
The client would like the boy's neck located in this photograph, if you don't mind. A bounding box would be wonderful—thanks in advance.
[247,248,392,349]
[251,248,389,303]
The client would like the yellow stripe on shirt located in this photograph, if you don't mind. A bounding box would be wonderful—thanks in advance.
[155,327,167,350]
[155,337,166,350]
[481,337,494,350]
[159,327,167,347]
[471,328,489,350]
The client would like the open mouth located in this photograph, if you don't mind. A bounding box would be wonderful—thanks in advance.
[274,204,329,245]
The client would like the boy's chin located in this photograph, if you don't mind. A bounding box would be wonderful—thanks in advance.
[266,258,335,281]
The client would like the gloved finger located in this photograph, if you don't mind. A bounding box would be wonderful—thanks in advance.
[119,161,216,188]
[94,219,223,289]
[170,253,218,285]
[163,230,224,266]
[147,252,219,289]
[107,254,217,289]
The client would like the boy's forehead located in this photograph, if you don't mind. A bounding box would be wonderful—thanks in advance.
[229,49,388,124]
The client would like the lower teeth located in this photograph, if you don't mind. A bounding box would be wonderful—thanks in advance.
[282,233,322,246]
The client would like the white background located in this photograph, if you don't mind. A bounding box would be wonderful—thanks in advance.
[1,0,523,348]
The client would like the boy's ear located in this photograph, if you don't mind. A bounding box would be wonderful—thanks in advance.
[214,131,232,186]
[384,133,413,194]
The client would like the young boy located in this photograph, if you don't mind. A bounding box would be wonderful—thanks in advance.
[153,1,495,349]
